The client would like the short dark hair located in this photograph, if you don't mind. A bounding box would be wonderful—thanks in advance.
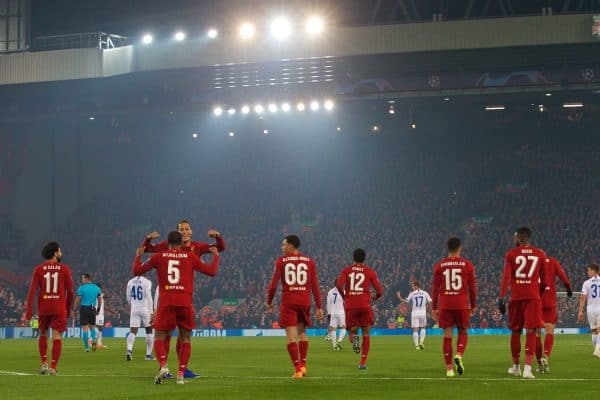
[82,273,91,280]
[168,230,183,245]
[447,237,462,252]
[589,263,600,273]
[412,281,421,288]
[516,227,532,239]
[284,235,300,249]
[41,241,60,260]
[353,248,366,263]
[177,220,191,229]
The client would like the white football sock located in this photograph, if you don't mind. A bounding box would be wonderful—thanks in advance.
[412,331,419,347]
[338,328,346,342]
[97,330,103,345]
[419,328,426,345]
[593,334,598,348]
[126,332,136,352]
[146,333,154,355]
[330,330,337,348]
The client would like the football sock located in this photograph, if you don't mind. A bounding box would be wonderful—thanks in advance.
[524,331,536,366]
[419,328,426,345]
[412,331,419,347]
[299,340,308,366]
[510,331,521,364]
[97,330,103,345]
[51,339,61,369]
[178,342,191,376]
[90,327,97,341]
[443,337,453,367]
[164,335,171,357]
[535,336,543,361]
[126,332,136,352]
[176,338,182,359]
[82,331,89,349]
[39,335,48,363]
[146,333,155,355]
[456,331,468,355]
[543,334,554,357]
[286,342,300,370]
[153,339,167,368]
[360,336,370,365]
[330,330,337,348]
[338,328,346,342]
[592,334,597,348]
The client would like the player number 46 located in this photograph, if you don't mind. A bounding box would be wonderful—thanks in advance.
[167,260,181,284]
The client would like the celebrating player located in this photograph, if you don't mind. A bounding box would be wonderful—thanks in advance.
[536,256,572,372]
[142,220,225,378]
[133,231,220,384]
[577,263,600,357]
[73,273,102,352]
[498,227,548,379]
[431,238,477,377]
[267,235,323,379]
[25,242,74,375]
[336,248,383,370]
[398,281,432,350]
[125,275,154,361]
[326,285,346,350]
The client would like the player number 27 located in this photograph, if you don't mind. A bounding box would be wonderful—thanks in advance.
[43,271,59,294]
[442,268,463,291]
[284,263,308,285]
[167,260,181,284]
[515,255,539,278]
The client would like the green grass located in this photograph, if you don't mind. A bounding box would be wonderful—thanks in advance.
[0,335,597,399]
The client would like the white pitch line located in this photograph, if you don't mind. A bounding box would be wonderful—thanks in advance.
[0,371,599,382]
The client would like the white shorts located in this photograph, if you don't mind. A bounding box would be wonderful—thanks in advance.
[411,312,427,328]
[130,310,152,328]
[329,313,346,328]
[96,315,104,327]
[587,309,600,329]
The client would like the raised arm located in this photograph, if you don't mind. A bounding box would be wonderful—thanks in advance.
[190,250,220,276]
[133,247,155,276]
[142,231,168,253]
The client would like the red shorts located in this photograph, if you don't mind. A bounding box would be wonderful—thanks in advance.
[154,305,195,331]
[39,314,67,333]
[279,304,311,328]
[438,309,470,330]
[346,308,373,328]
[542,307,557,325]
[508,299,543,330]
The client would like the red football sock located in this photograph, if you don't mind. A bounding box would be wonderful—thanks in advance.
[164,335,171,357]
[299,340,308,367]
[360,336,371,365]
[456,331,468,356]
[443,337,453,367]
[176,338,182,359]
[511,331,521,365]
[38,335,48,364]
[154,339,167,368]
[178,342,191,376]
[287,342,301,371]
[50,339,62,369]
[524,331,536,366]
[543,334,554,357]
[535,336,543,361]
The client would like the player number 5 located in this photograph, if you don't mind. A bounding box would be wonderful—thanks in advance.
[167,260,181,284]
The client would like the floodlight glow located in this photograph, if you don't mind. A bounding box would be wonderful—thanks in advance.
[336,126,341,132]
[485,105,505,111]
[207,28,218,39]
[281,102,291,112]
[88,116,95,120]
[174,31,186,41]
[271,17,291,40]
[296,102,305,111]
[254,104,264,114]
[545,93,552,97]
[263,129,269,134]
[310,101,320,111]
[229,131,235,137]
[268,103,278,113]
[241,105,250,114]
[239,23,255,40]
[372,125,379,132]
[228,108,236,116]
[563,102,583,108]
[323,99,334,111]
[213,106,223,116]
[305,16,324,35]
[411,123,417,129]
[142,34,153,44]
[192,133,198,138]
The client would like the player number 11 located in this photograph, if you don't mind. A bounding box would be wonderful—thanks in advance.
[43,271,59,294]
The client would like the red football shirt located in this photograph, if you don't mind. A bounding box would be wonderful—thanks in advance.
[267,253,322,308]
[336,263,383,310]
[133,249,219,307]
[431,256,477,310]
[143,236,226,256]
[541,256,571,308]
[26,261,74,319]
[500,244,548,301]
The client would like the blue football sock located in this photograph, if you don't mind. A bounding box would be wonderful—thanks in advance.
[82,331,89,348]
[91,328,97,341]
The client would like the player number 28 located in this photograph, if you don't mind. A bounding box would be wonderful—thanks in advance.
[284,263,308,285]
[167,260,181,284]
[515,255,539,278]
[442,268,463,291]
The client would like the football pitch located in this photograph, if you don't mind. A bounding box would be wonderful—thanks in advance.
[0,335,597,400]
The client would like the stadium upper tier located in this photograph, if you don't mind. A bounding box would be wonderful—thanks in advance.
[0,13,598,86]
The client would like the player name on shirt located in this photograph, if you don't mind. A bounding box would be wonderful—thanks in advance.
[161,252,190,258]
[283,256,311,262]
